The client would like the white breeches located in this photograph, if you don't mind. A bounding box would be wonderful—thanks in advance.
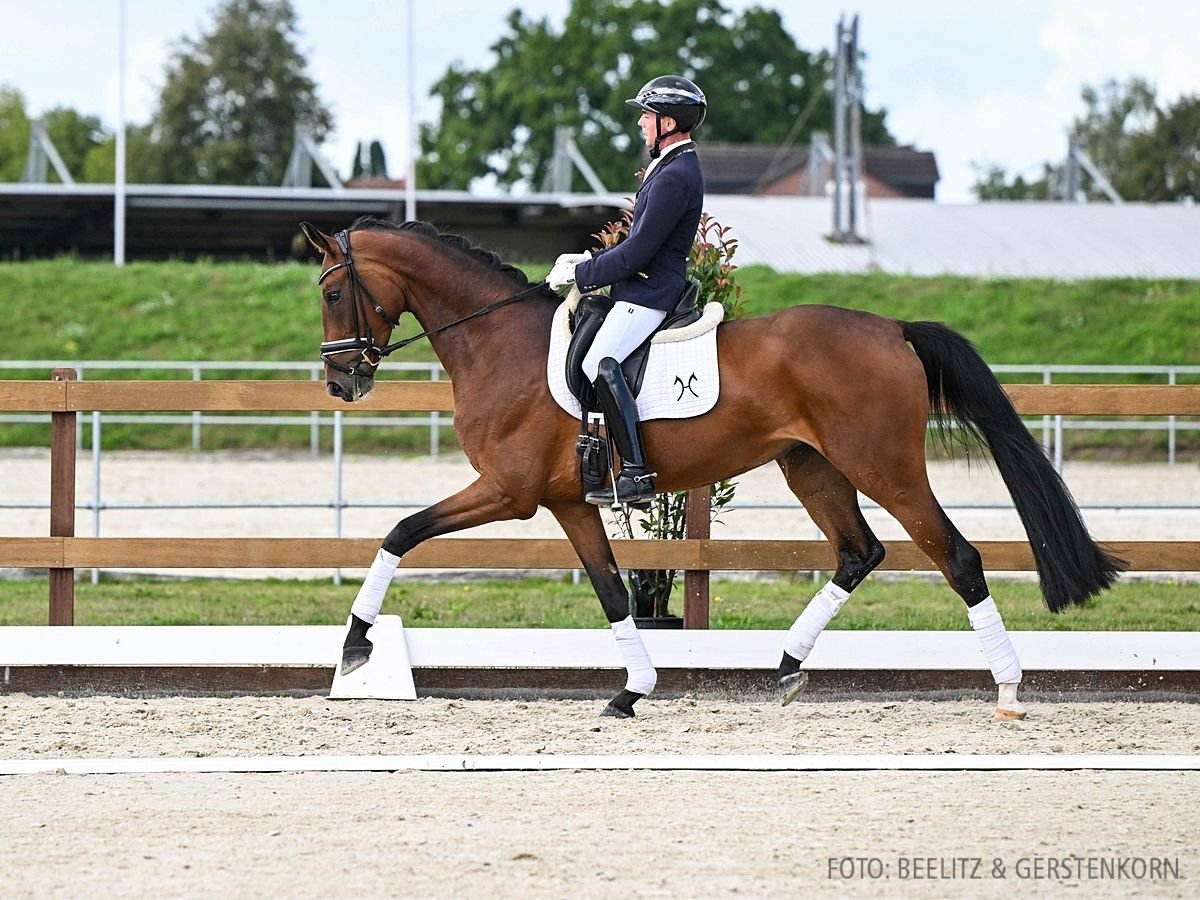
[582,301,668,383]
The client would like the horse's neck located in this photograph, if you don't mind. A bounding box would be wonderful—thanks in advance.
[407,270,554,383]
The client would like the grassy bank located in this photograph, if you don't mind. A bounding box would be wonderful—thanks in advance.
[3,259,1197,454]
[5,259,1198,367]
[2,576,1196,630]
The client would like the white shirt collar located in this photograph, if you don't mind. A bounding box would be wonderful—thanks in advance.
[642,139,694,183]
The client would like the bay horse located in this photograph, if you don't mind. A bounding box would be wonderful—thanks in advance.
[300,217,1122,720]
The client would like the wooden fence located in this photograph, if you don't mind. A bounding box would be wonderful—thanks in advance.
[2,371,1198,627]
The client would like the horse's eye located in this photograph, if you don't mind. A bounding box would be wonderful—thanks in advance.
[325,289,341,304]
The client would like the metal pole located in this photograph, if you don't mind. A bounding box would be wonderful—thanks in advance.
[113,0,127,266]
[1041,369,1052,454]
[847,15,861,240]
[192,365,202,451]
[310,366,321,456]
[333,409,344,586]
[1168,368,1176,465]
[92,410,102,585]
[831,17,846,240]
[50,368,78,625]
[404,0,417,222]
[1054,415,1064,473]
[430,366,440,457]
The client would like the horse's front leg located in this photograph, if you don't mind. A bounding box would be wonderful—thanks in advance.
[546,500,655,718]
[341,477,530,674]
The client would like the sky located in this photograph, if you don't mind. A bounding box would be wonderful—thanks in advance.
[3,0,1199,202]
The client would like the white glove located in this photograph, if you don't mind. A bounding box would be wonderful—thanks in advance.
[547,251,591,290]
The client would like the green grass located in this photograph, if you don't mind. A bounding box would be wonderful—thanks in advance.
[2,575,1196,630]
[2,259,1197,455]
[4,258,1197,368]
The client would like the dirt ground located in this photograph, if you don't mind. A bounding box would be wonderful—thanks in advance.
[2,454,1198,895]
[1,695,1197,898]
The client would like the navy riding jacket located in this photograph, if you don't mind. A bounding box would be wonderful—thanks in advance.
[574,142,704,313]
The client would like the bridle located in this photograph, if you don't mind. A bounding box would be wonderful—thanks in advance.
[317,229,547,378]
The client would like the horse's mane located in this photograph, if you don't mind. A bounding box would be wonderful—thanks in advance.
[349,217,549,295]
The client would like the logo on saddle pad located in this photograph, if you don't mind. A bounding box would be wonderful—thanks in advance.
[547,295,723,421]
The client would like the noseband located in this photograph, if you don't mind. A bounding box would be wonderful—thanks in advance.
[318,229,548,378]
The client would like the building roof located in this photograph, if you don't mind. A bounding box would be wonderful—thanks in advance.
[702,195,1200,279]
[3,183,1197,279]
[0,183,624,262]
[699,142,939,195]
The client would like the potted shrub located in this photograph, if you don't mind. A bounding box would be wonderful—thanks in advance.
[592,211,746,625]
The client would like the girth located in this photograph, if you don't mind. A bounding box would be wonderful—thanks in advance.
[564,281,701,409]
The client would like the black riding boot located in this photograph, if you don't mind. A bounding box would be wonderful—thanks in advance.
[585,357,656,509]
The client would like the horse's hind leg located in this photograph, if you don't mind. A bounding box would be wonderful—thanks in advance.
[775,445,885,704]
[848,454,1026,721]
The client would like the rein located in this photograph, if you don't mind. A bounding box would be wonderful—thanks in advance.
[318,229,547,376]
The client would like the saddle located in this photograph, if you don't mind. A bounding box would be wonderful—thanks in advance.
[564,280,702,410]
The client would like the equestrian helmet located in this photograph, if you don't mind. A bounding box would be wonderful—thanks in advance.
[626,75,707,132]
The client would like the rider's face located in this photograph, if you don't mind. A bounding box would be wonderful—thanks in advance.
[638,109,676,149]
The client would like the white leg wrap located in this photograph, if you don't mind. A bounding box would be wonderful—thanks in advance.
[783,581,851,662]
[968,596,1022,684]
[611,616,657,695]
[350,548,401,625]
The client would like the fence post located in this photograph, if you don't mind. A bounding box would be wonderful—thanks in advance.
[49,368,78,625]
[683,486,710,629]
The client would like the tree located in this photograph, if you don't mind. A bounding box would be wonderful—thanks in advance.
[1125,94,1200,202]
[41,107,109,182]
[419,0,894,192]
[80,124,160,184]
[146,0,334,185]
[0,87,31,181]
[349,139,390,181]
[972,77,1200,203]
[972,163,1053,201]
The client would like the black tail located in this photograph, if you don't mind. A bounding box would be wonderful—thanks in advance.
[901,320,1124,612]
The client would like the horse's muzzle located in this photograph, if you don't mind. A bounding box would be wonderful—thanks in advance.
[326,375,373,402]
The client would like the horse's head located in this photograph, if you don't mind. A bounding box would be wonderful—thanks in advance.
[300,221,406,402]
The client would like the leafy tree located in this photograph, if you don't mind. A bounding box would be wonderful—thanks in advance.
[0,88,110,183]
[973,78,1199,203]
[145,0,334,185]
[80,124,160,184]
[41,107,109,182]
[349,139,390,181]
[369,140,388,179]
[419,0,893,192]
[1124,94,1200,202]
[0,86,31,181]
[972,163,1053,201]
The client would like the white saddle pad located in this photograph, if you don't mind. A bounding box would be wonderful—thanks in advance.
[547,296,724,421]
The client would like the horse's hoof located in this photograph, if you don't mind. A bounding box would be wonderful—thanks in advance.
[599,688,642,718]
[340,645,372,676]
[600,702,634,718]
[779,670,809,707]
[994,682,1026,721]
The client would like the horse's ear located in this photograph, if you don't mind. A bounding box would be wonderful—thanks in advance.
[299,221,336,257]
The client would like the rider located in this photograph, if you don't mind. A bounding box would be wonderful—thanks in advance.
[547,74,707,508]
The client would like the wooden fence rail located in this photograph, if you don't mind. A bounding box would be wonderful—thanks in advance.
[2,376,1198,626]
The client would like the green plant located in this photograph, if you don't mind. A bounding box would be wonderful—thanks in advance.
[592,209,746,618]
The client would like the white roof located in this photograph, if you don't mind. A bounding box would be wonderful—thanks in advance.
[702,196,1200,279]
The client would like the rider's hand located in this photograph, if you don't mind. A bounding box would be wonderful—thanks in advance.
[547,251,591,290]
